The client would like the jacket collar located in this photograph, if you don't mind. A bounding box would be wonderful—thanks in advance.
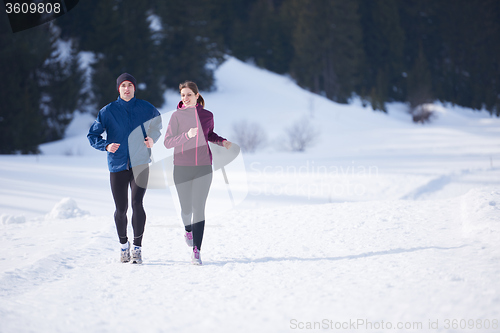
[117,96,136,107]
[177,101,201,111]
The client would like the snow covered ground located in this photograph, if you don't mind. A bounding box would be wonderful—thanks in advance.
[1,57,500,333]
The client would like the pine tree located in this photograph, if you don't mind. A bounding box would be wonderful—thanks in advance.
[287,0,323,94]
[39,27,84,142]
[230,0,293,74]
[57,0,167,112]
[405,0,500,115]
[358,0,405,111]
[151,0,225,92]
[397,0,440,101]
[0,20,51,153]
[288,0,363,103]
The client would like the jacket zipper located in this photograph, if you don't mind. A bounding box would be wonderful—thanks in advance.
[195,108,199,166]
[126,103,131,170]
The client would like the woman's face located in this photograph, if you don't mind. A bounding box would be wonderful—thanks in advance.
[180,87,199,107]
[119,81,135,101]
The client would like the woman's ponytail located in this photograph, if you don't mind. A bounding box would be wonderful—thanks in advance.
[197,94,205,108]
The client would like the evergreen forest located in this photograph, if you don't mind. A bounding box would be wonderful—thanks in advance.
[1,0,499,153]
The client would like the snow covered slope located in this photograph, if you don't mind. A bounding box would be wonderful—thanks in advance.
[1,57,500,333]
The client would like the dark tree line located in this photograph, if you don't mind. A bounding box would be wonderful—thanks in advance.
[1,0,499,153]
[230,0,500,115]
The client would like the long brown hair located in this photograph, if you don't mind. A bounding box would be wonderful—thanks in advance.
[179,81,205,108]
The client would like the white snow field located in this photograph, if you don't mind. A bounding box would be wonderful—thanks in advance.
[1,57,500,333]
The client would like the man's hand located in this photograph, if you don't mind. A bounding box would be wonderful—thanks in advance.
[106,143,120,153]
[145,137,154,148]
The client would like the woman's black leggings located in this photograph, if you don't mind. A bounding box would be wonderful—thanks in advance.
[110,168,148,247]
[173,165,212,250]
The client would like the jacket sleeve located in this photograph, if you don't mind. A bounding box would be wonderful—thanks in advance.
[207,116,226,146]
[164,113,190,148]
[147,109,162,143]
[87,110,108,151]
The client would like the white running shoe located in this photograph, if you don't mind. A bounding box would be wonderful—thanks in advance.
[191,246,202,265]
[184,231,193,247]
[131,246,142,264]
[120,241,130,263]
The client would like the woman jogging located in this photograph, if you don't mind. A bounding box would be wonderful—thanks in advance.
[88,73,162,264]
[164,81,231,265]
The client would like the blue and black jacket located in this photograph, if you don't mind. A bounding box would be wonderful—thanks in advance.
[88,97,162,172]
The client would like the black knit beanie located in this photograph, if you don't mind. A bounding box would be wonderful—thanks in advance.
[116,73,137,91]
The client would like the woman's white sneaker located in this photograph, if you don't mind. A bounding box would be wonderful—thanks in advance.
[191,246,202,265]
[184,231,193,247]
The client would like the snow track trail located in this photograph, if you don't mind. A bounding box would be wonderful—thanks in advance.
[1,191,499,333]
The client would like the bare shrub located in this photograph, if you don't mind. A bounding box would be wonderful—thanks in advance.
[408,88,435,124]
[410,103,435,123]
[284,117,319,152]
[232,120,267,153]
[407,44,434,124]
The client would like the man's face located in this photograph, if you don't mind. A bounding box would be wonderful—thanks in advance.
[119,81,135,101]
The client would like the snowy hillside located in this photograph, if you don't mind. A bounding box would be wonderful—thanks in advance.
[1,57,500,333]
